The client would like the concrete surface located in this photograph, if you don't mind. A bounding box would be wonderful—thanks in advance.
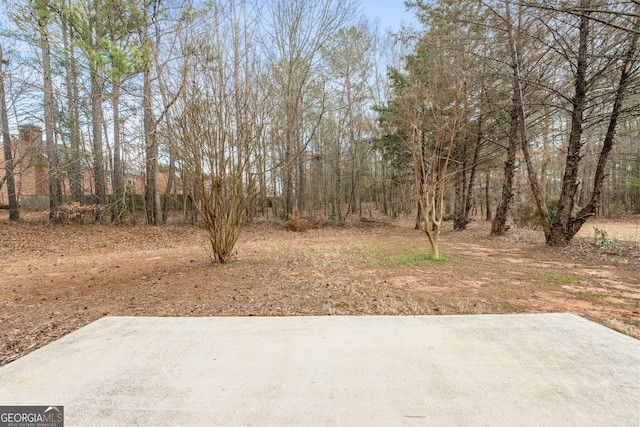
[0,313,638,426]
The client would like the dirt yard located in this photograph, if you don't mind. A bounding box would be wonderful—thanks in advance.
[1,212,639,366]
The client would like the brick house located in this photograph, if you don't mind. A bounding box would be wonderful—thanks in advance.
[0,125,49,209]
[1,125,180,210]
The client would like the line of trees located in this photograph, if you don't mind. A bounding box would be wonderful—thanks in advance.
[377,0,638,254]
[0,0,637,257]
[0,0,389,227]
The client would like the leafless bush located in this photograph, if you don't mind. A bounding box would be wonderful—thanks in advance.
[172,92,260,263]
[284,210,325,232]
[168,3,266,263]
[50,203,102,223]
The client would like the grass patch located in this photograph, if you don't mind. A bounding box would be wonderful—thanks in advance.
[367,245,389,266]
[533,272,577,285]
[576,290,599,300]
[391,251,446,266]
[368,245,447,267]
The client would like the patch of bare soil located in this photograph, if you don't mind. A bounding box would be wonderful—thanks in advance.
[1,214,638,366]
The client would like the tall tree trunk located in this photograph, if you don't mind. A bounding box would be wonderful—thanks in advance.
[90,69,106,220]
[143,62,161,225]
[484,169,491,221]
[284,100,295,216]
[162,144,176,224]
[41,20,63,223]
[0,44,19,221]
[453,159,467,231]
[415,129,428,229]
[635,141,640,212]
[381,159,389,216]
[454,122,481,232]
[415,193,423,229]
[61,10,82,204]
[453,151,466,230]
[547,3,591,245]
[297,133,306,213]
[335,134,343,221]
[345,138,359,219]
[550,5,640,245]
[284,148,293,216]
[464,119,481,223]
[352,146,362,217]
[112,80,124,223]
[505,0,551,239]
[491,103,519,235]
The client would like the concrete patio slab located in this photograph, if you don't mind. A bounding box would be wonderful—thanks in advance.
[0,313,638,426]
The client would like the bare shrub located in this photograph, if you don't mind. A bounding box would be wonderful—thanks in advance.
[50,203,102,223]
[284,210,325,232]
[311,216,326,229]
[284,210,306,232]
[168,3,265,263]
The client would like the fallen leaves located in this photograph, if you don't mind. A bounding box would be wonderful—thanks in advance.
[0,216,638,367]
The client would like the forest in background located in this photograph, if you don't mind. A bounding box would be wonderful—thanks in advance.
[0,0,638,258]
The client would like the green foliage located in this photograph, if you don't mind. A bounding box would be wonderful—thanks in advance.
[387,66,409,90]
[373,89,414,186]
[627,170,640,190]
[372,106,414,190]
[29,0,53,24]
[627,168,640,212]
[62,0,147,79]
[545,199,560,224]
[594,227,613,246]
[322,26,371,78]
[518,199,560,228]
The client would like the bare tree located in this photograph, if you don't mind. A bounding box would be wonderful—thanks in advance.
[390,42,466,257]
[264,0,357,215]
[141,0,189,226]
[104,1,145,223]
[414,81,465,259]
[489,0,537,235]
[141,0,161,225]
[0,43,19,221]
[171,1,266,262]
[31,0,64,223]
[60,4,83,205]
[548,1,640,244]
[491,102,519,235]
[512,0,640,245]
[321,24,373,221]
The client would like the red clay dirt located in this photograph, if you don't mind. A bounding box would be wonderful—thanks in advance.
[1,213,639,366]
